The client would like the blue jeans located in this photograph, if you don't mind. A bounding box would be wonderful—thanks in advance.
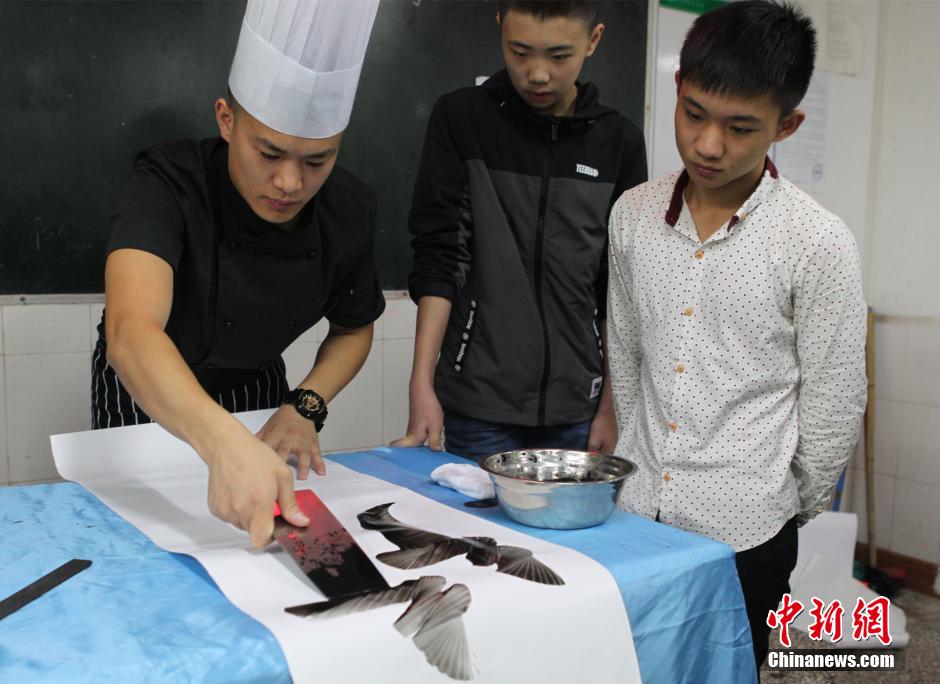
[443,411,592,464]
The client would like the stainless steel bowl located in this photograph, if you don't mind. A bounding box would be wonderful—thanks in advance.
[479,449,636,529]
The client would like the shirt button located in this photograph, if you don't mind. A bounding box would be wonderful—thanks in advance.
[682,307,694,317]
[669,421,678,431]
[676,364,686,373]
[694,250,705,259]
[307,249,318,259]
[289,319,297,328]
[229,241,238,251]
[224,320,232,329]
[663,473,672,482]
[454,363,462,372]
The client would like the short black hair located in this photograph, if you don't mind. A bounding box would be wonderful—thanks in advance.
[679,0,816,115]
[498,1,600,29]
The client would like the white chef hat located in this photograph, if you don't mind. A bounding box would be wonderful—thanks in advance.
[228,0,379,139]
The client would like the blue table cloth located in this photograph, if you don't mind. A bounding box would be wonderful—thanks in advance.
[1,447,756,683]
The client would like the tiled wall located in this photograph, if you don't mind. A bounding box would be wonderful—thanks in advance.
[0,294,417,486]
[847,318,940,566]
[3,297,940,568]
[842,2,940,569]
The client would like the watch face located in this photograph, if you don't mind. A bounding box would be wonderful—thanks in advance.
[300,392,322,412]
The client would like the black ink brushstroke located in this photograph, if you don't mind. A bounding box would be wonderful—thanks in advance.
[286,576,473,681]
[357,503,565,586]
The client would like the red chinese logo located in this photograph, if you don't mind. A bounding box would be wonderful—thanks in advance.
[852,596,892,646]
[808,597,844,642]
[766,594,804,647]
[768,594,893,646]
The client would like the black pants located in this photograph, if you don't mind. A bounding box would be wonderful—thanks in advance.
[734,517,799,673]
[442,411,592,463]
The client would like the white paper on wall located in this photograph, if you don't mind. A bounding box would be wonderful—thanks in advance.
[772,71,830,187]
[799,0,863,76]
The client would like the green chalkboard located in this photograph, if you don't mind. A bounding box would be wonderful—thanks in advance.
[0,0,647,294]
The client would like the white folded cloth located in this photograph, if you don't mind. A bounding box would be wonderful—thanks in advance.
[430,463,495,500]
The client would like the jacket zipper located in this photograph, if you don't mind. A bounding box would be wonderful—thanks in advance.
[534,120,558,425]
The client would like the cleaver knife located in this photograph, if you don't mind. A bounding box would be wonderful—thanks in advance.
[273,489,390,600]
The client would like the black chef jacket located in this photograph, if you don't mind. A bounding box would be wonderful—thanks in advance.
[91,138,385,428]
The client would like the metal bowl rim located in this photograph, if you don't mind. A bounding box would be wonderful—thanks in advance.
[479,449,636,485]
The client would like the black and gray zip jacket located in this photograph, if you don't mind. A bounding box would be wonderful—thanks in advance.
[408,69,647,427]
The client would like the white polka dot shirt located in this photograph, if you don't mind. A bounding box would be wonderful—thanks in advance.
[607,162,867,551]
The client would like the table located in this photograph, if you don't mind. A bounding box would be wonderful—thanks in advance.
[1,447,756,683]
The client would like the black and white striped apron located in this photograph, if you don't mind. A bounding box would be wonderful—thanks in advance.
[90,338,290,429]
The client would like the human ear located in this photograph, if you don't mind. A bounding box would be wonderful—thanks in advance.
[215,97,235,143]
[774,109,806,143]
[585,23,605,56]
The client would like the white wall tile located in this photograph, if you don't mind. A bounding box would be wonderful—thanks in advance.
[0,297,411,485]
[319,342,383,452]
[851,469,895,550]
[90,303,105,349]
[371,305,386,341]
[281,341,320,389]
[294,321,320,345]
[6,353,90,483]
[382,294,417,339]
[383,338,414,444]
[872,320,907,402]
[870,399,901,477]
[896,403,940,486]
[903,325,940,407]
[0,360,8,485]
[302,310,385,344]
[836,442,864,512]
[0,308,5,354]
[3,304,92,355]
[868,2,940,319]
[310,314,385,342]
[890,479,940,562]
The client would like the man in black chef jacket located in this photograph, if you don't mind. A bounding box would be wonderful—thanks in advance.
[91,0,383,547]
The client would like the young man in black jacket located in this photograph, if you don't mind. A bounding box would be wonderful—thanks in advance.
[393,1,647,461]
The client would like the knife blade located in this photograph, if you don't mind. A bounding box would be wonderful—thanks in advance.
[273,489,390,600]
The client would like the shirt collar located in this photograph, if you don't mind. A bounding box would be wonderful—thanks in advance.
[665,158,779,232]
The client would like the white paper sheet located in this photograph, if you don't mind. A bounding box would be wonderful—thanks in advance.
[791,511,857,588]
[52,411,640,683]
[789,512,908,649]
